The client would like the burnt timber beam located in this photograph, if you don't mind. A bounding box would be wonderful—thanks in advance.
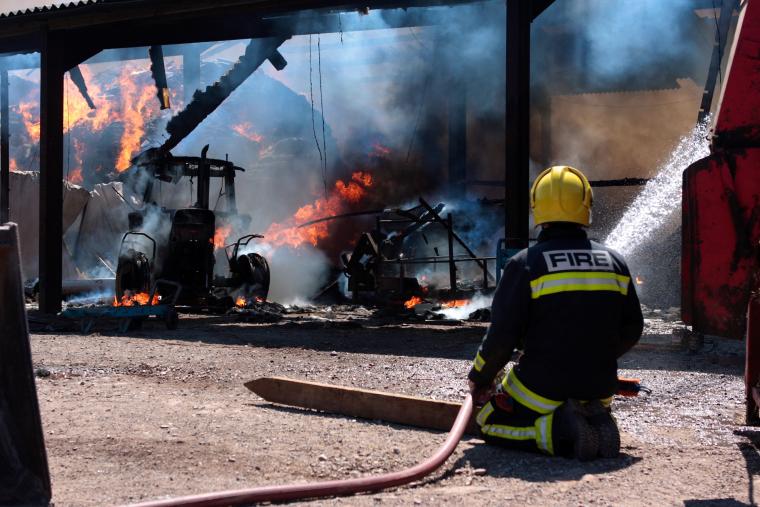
[148,45,171,110]
[0,68,8,224]
[68,65,96,109]
[162,36,288,152]
[39,29,65,314]
[505,0,531,251]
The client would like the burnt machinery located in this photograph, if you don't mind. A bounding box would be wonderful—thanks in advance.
[115,146,269,309]
[341,198,495,301]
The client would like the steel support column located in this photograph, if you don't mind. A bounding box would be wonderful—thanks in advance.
[1,67,9,224]
[505,0,531,251]
[39,30,65,314]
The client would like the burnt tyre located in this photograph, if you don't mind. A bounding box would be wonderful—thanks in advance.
[115,249,151,298]
[237,252,270,300]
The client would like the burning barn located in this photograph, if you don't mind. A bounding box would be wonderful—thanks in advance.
[0,0,720,316]
[6,0,760,505]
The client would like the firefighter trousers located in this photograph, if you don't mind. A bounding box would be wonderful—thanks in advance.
[475,369,611,456]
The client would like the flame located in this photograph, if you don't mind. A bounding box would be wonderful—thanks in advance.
[18,101,40,142]
[64,66,114,133]
[635,276,644,285]
[352,171,373,187]
[442,299,469,308]
[67,167,83,185]
[9,159,18,172]
[15,63,162,178]
[213,224,233,249]
[115,69,156,171]
[235,295,264,308]
[263,171,373,248]
[113,291,160,307]
[232,122,263,143]
[404,296,423,309]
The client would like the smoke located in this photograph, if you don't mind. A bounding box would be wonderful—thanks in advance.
[242,242,330,304]
[534,0,710,92]
[437,292,492,320]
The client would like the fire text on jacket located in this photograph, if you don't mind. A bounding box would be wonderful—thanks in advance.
[542,250,614,272]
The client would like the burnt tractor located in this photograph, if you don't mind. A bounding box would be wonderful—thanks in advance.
[115,146,269,309]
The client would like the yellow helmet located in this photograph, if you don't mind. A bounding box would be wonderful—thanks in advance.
[530,165,593,226]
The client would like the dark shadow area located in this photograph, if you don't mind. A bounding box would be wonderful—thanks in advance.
[29,311,486,360]
[27,310,746,374]
[454,443,640,482]
[732,429,760,506]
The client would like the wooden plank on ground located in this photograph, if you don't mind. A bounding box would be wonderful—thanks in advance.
[245,377,480,435]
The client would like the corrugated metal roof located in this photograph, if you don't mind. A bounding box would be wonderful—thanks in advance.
[0,1,104,19]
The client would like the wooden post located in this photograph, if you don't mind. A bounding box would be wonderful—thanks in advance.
[0,67,9,224]
[0,223,52,503]
[39,30,65,314]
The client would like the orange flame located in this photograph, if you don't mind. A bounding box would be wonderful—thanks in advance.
[213,224,233,250]
[232,122,263,143]
[635,276,644,285]
[67,168,84,185]
[9,159,18,172]
[64,66,114,133]
[115,69,156,171]
[235,296,247,308]
[442,299,469,308]
[18,101,40,142]
[263,171,373,248]
[404,296,423,309]
[15,63,162,177]
[113,291,160,307]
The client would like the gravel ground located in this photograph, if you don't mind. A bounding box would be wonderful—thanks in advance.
[25,304,757,506]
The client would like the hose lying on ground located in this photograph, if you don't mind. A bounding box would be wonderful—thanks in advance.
[129,394,474,507]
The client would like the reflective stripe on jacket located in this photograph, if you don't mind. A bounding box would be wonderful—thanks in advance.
[468,225,644,400]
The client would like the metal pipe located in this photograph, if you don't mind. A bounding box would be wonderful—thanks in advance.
[129,395,473,507]
[447,213,456,293]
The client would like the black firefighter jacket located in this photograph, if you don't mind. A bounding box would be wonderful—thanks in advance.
[468,225,644,401]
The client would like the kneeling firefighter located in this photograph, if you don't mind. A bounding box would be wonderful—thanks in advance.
[468,166,643,460]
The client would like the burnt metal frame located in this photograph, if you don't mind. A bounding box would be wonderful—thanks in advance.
[0,0,552,312]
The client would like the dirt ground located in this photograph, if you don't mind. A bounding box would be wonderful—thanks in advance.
[26,304,758,506]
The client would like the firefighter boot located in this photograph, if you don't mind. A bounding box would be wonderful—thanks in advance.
[584,400,620,458]
[553,399,598,461]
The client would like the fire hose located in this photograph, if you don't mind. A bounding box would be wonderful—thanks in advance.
[129,394,474,507]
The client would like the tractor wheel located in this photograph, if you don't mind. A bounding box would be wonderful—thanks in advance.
[115,249,151,298]
[237,252,270,300]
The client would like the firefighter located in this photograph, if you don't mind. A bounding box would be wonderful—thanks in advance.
[468,165,643,460]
